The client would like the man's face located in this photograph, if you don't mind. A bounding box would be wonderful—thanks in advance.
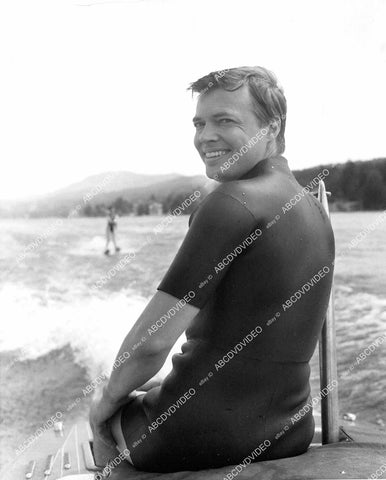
[193,85,270,181]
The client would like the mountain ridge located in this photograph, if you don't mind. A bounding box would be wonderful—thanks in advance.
[1,158,385,217]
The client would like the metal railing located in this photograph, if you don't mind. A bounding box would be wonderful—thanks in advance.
[317,180,340,444]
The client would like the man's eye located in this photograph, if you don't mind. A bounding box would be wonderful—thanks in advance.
[194,122,204,129]
[219,118,232,124]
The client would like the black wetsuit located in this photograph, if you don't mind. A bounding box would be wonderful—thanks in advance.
[120,155,335,472]
[108,217,117,233]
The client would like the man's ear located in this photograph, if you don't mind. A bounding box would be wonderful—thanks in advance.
[268,117,281,140]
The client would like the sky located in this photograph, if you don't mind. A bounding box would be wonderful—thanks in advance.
[0,0,385,200]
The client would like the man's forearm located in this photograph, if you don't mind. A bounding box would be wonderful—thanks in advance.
[103,338,169,404]
[101,290,199,405]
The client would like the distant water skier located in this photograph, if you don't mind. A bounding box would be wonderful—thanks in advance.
[104,206,120,255]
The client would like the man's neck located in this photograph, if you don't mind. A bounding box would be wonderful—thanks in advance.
[239,155,290,180]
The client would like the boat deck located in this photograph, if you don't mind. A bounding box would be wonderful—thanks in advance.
[2,417,385,479]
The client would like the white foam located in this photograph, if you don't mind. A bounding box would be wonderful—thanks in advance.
[0,284,183,380]
[67,235,109,256]
[1,282,384,384]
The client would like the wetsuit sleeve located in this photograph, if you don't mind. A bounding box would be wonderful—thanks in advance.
[157,191,258,309]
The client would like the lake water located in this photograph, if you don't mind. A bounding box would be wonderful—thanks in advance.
[0,212,385,467]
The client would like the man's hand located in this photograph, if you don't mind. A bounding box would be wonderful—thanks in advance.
[89,388,134,466]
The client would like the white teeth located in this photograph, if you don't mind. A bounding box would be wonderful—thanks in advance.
[205,150,229,158]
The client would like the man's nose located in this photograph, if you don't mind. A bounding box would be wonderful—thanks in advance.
[197,122,220,143]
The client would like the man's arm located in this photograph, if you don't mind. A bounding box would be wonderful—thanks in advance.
[104,290,199,403]
[89,289,199,457]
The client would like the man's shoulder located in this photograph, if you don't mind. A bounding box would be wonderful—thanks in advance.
[213,178,270,220]
[216,174,270,196]
[188,185,259,227]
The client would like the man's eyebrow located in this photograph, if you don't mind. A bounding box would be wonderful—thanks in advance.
[213,111,238,117]
[192,112,239,123]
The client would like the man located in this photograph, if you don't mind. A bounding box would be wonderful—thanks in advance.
[104,206,120,255]
[90,66,335,472]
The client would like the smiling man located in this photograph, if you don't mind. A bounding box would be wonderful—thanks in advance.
[192,83,275,182]
[90,66,335,473]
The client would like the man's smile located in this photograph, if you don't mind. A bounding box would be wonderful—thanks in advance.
[202,149,232,164]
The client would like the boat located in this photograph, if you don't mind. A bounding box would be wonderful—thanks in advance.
[2,181,385,480]
[2,415,385,479]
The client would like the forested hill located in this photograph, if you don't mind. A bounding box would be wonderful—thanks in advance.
[293,158,386,211]
[1,158,385,218]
